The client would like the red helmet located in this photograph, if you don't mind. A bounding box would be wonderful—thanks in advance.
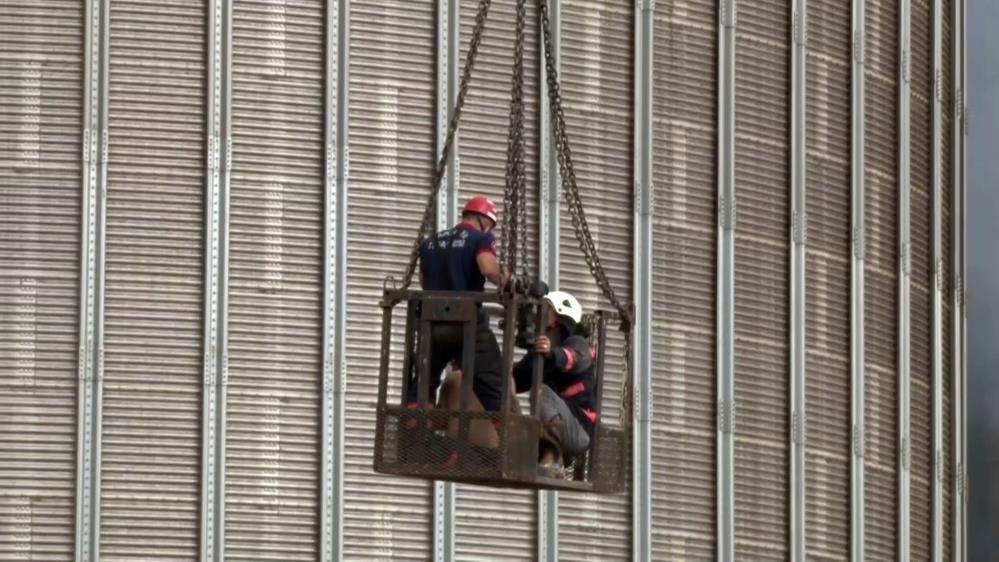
[463,196,498,224]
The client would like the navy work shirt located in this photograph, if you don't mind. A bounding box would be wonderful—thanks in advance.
[419,221,498,293]
[511,324,599,439]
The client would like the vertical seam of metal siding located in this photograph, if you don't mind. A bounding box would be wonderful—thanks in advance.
[322,0,336,557]
[790,1,808,560]
[958,1,967,558]
[633,0,654,560]
[851,1,867,560]
[200,0,232,554]
[897,1,913,559]
[716,0,737,560]
[217,0,233,551]
[539,0,560,290]
[434,1,457,558]
[335,2,351,558]
[538,1,560,559]
[931,0,945,559]
[92,0,110,554]
[76,0,108,558]
[949,0,963,559]
[335,0,350,556]
[322,0,349,559]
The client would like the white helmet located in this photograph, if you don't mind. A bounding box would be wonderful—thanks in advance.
[544,290,583,324]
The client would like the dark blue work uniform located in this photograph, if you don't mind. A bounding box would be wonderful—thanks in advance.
[419,222,498,295]
[511,323,598,443]
[408,222,505,411]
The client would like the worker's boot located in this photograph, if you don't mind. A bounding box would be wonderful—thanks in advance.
[538,417,566,479]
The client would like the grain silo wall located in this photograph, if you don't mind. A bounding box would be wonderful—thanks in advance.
[0,0,969,560]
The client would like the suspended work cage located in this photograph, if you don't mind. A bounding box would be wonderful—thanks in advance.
[371,0,634,493]
[373,288,628,493]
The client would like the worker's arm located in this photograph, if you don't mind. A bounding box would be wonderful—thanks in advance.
[545,335,593,376]
[475,249,507,287]
[419,270,425,288]
[475,235,509,287]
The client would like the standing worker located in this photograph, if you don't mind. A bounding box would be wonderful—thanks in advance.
[408,196,508,422]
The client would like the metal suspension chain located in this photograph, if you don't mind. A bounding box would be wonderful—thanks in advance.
[514,0,529,281]
[538,0,634,426]
[400,0,493,290]
[514,0,529,280]
[501,0,529,281]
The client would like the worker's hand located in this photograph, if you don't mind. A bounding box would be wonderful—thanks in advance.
[534,335,552,357]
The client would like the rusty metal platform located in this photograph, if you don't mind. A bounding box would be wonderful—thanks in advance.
[372,286,626,494]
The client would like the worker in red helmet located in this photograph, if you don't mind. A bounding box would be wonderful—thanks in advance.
[408,196,509,438]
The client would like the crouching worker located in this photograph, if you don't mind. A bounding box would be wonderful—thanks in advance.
[511,290,598,476]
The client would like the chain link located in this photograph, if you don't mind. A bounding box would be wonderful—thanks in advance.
[538,0,628,326]
[538,0,634,427]
[501,0,529,280]
[401,0,493,290]
[396,0,635,430]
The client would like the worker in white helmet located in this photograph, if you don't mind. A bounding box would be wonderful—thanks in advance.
[511,290,598,476]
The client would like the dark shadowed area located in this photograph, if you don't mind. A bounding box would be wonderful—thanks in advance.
[967,2,999,560]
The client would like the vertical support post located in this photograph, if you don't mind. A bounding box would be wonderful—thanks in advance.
[958,1,967,558]
[897,0,912,559]
[75,0,108,558]
[321,0,349,559]
[949,1,963,560]
[716,0,737,560]
[433,0,458,559]
[789,2,808,560]
[539,0,560,288]
[632,0,654,560]
[538,1,560,560]
[930,0,944,560]
[850,0,867,559]
[200,0,232,556]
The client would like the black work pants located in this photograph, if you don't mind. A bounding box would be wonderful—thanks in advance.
[406,313,504,412]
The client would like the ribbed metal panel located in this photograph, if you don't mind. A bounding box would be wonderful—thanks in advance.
[97,0,206,558]
[941,127,953,562]
[805,2,852,559]
[557,1,633,560]
[863,0,899,557]
[649,3,716,559]
[733,1,790,558]
[0,0,83,558]
[225,0,325,557]
[345,1,435,559]
[909,1,933,559]
[453,487,535,562]
[452,1,540,557]
[941,6,954,559]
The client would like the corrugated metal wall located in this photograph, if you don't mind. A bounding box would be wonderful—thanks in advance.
[910,1,934,559]
[942,2,955,558]
[99,0,205,558]
[650,1,717,559]
[0,0,970,558]
[556,1,633,559]
[0,0,82,557]
[863,0,900,558]
[344,1,435,558]
[733,1,791,558]
[805,1,852,560]
[224,0,325,556]
[452,1,541,558]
